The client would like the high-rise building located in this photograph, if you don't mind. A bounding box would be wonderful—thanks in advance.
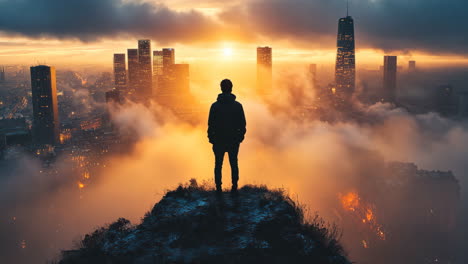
[162,48,175,74]
[30,65,59,145]
[127,48,139,94]
[408,61,416,73]
[0,67,5,82]
[153,48,176,96]
[257,46,272,93]
[138,40,152,97]
[153,50,164,94]
[335,15,356,97]
[383,56,398,103]
[113,54,127,92]
[153,51,164,77]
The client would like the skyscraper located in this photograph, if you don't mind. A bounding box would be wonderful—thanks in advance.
[257,46,272,93]
[153,51,164,77]
[383,56,398,103]
[162,48,175,74]
[30,65,59,145]
[153,50,164,94]
[113,54,127,92]
[0,67,5,82]
[152,48,175,96]
[138,40,152,97]
[127,48,139,95]
[408,61,416,73]
[335,14,356,97]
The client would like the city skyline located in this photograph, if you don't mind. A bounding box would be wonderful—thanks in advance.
[8,7,459,149]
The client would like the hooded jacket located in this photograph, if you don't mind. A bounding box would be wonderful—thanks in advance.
[208,93,246,145]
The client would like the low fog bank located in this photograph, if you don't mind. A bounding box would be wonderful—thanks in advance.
[1,70,468,263]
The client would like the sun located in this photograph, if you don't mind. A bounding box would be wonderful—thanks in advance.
[222,47,233,57]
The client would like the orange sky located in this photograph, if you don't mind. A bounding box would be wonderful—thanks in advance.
[0,0,467,68]
[1,34,467,69]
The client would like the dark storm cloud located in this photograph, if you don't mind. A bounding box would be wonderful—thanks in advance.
[221,0,468,55]
[0,0,222,43]
[0,0,466,54]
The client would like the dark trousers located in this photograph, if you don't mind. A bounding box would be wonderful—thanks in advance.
[213,143,240,187]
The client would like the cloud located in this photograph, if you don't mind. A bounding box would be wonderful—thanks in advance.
[0,0,467,55]
[219,0,468,54]
[0,0,223,43]
[1,47,468,263]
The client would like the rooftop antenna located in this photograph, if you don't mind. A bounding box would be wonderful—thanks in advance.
[347,0,349,16]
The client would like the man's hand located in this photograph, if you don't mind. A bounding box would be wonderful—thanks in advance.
[208,133,216,144]
[236,131,245,143]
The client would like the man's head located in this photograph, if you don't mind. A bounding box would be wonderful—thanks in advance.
[220,79,233,93]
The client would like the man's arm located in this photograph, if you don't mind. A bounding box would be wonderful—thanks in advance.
[238,104,246,142]
[207,104,216,144]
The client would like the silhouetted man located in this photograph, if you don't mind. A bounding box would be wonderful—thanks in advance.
[208,79,246,194]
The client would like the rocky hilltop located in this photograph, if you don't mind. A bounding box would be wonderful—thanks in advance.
[60,181,351,264]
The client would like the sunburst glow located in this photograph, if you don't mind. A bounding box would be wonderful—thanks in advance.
[222,47,233,57]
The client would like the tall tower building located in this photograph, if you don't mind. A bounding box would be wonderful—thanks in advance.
[30,65,59,145]
[162,48,175,74]
[383,56,398,103]
[0,67,5,82]
[155,48,176,96]
[113,54,127,92]
[153,50,164,94]
[127,48,139,95]
[138,40,152,97]
[408,61,416,73]
[257,46,272,93]
[335,12,356,97]
[153,51,164,77]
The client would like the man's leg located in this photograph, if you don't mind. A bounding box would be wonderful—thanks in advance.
[227,143,240,191]
[213,144,225,192]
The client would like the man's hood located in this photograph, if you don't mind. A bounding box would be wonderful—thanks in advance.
[217,93,236,103]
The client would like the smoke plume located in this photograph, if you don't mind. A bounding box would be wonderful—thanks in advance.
[1,67,468,263]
